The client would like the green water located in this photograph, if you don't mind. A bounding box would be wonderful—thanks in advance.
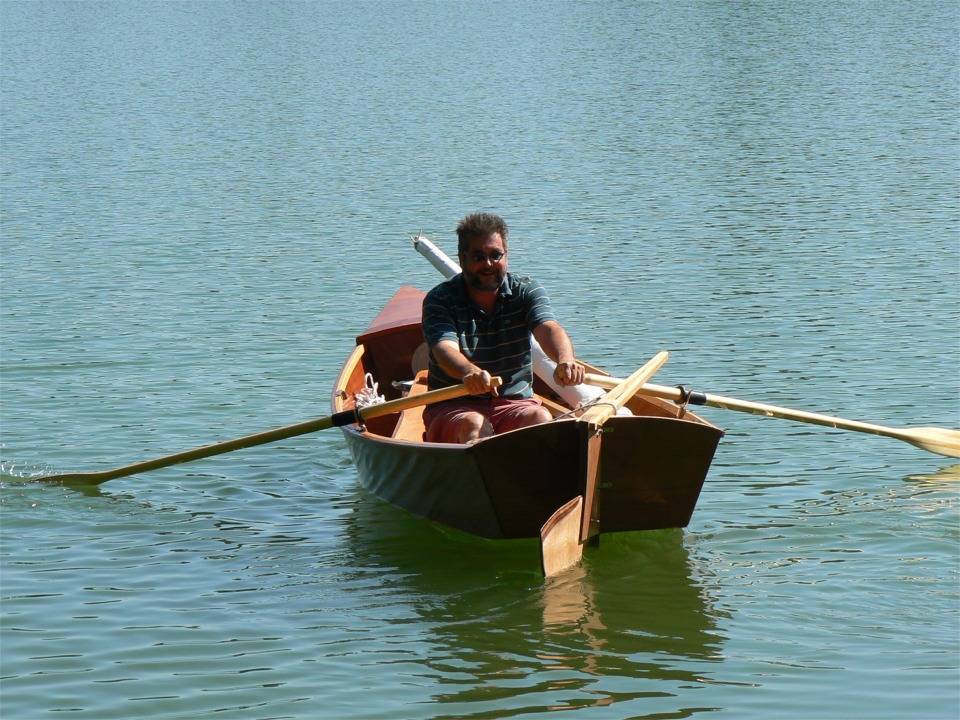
[2,1,957,718]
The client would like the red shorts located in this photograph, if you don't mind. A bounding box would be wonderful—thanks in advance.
[423,397,546,444]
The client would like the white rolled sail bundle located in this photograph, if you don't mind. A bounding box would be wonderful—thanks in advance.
[414,235,462,278]
[412,234,625,414]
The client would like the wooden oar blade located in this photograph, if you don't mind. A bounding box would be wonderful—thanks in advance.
[40,471,114,486]
[540,495,584,577]
[902,428,960,459]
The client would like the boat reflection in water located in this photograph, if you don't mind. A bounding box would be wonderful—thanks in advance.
[340,490,728,715]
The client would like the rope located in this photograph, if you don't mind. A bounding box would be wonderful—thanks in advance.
[354,373,385,409]
[551,397,619,421]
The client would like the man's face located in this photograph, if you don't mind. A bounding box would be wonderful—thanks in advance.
[460,232,508,292]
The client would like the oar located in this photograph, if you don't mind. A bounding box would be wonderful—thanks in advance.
[583,374,960,459]
[540,352,670,577]
[38,378,503,486]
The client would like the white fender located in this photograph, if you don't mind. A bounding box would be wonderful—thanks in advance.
[412,235,625,413]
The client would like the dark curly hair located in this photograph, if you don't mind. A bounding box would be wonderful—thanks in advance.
[456,213,509,254]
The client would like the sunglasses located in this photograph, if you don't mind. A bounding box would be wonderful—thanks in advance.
[466,250,506,264]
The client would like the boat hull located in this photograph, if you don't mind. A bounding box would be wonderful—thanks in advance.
[341,413,721,540]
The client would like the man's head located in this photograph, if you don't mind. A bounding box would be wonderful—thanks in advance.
[456,213,509,294]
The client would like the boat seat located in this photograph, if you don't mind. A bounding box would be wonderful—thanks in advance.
[391,370,429,442]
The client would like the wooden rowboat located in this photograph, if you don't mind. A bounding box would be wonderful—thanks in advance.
[332,286,724,559]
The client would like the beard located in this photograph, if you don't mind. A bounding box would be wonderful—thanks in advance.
[464,266,505,292]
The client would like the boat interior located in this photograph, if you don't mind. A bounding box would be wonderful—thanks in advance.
[332,286,716,442]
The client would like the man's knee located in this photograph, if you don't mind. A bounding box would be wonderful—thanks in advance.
[534,406,553,424]
[511,405,553,430]
[456,413,493,444]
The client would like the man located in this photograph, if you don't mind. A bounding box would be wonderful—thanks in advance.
[421,212,585,444]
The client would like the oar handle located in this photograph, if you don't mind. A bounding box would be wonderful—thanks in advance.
[356,376,503,421]
[43,377,502,485]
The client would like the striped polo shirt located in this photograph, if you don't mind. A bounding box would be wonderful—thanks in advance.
[422,273,557,398]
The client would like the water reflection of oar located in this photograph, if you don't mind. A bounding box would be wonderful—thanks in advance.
[36,379,502,486]
[583,374,960,459]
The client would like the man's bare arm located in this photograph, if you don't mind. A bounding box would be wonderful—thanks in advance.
[532,321,585,387]
[431,340,499,396]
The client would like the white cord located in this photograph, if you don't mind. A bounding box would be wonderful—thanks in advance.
[354,373,385,408]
